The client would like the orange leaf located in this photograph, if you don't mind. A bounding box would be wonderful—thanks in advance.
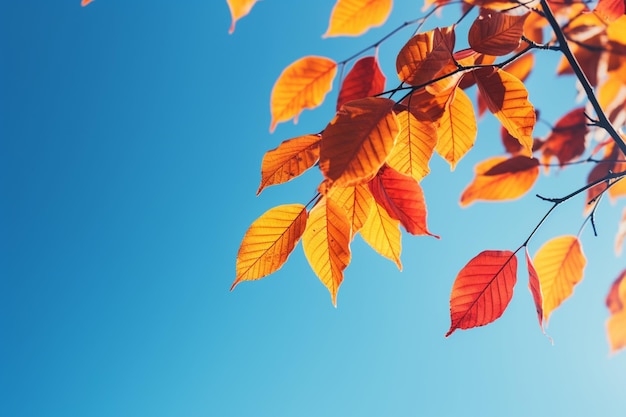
[302,197,352,306]
[226,0,258,33]
[503,52,534,82]
[328,183,375,236]
[324,0,393,37]
[387,110,438,181]
[474,67,535,155]
[360,201,402,269]
[533,236,586,324]
[257,134,321,194]
[468,9,528,56]
[615,208,626,256]
[435,87,477,170]
[606,270,626,353]
[270,56,337,132]
[232,204,308,289]
[337,56,386,110]
[461,155,539,206]
[446,250,517,336]
[541,108,588,166]
[81,0,94,5]
[396,27,455,86]
[368,165,438,237]
[526,248,545,332]
[594,0,626,23]
[320,97,399,187]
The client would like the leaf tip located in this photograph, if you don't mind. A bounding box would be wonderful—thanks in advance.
[230,279,240,292]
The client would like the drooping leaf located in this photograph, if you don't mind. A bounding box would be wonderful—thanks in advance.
[526,248,545,332]
[360,201,402,269]
[533,236,586,325]
[541,108,588,166]
[606,269,626,353]
[474,66,535,155]
[226,0,259,33]
[446,250,518,337]
[320,97,400,188]
[328,183,375,236]
[594,0,626,23]
[396,27,455,86]
[460,155,539,206]
[468,9,528,56]
[435,87,478,170]
[302,197,352,306]
[368,165,439,237]
[232,204,308,289]
[337,56,386,110]
[386,110,438,181]
[257,134,321,194]
[615,208,626,255]
[270,56,337,132]
[324,0,393,37]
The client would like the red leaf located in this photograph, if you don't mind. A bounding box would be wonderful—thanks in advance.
[337,56,386,110]
[594,0,626,23]
[446,250,518,336]
[526,248,545,332]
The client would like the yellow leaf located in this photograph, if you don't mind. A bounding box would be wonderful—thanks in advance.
[435,87,477,170]
[387,110,438,181]
[302,198,352,305]
[360,202,402,270]
[533,236,586,325]
[232,204,308,289]
[324,0,393,37]
[257,134,321,195]
[320,97,400,188]
[270,56,337,132]
[226,0,258,34]
[328,183,375,236]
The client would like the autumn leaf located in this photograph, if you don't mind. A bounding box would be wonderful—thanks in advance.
[606,270,626,353]
[396,26,455,86]
[328,183,375,236]
[446,250,518,337]
[337,56,386,110]
[360,201,402,269]
[270,56,337,132]
[615,208,626,255]
[257,134,321,194]
[232,204,308,289]
[460,155,539,206]
[81,0,94,5]
[503,52,534,82]
[533,236,586,325]
[324,0,393,37]
[474,66,535,155]
[320,97,400,187]
[594,0,626,23]
[386,110,438,181]
[368,165,438,237]
[435,87,478,170]
[526,248,545,332]
[302,197,352,306]
[541,108,588,166]
[226,0,258,33]
[468,9,528,56]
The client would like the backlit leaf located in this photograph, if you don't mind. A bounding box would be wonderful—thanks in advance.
[320,97,399,187]
[257,134,321,194]
[606,270,626,353]
[446,250,517,336]
[541,108,588,166]
[302,197,352,306]
[468,9,528,56]
[526,248,545,332]
[503,52,534,82]
[387,110,438,181]
[396,27,455,86]
[615,208,626,255]
[270,56,337,132]
[435,87,477,170]
[337,56,386,110]
[324,0,393,37]
[474,67,535,155]
[360,201,402,269]
[594,0,626,23]
[232,204,308,289]
[226,0,258,33]
[328,183,375,236]
[533,236,586,324]
[461,155,538,206]
[368,165,439,237]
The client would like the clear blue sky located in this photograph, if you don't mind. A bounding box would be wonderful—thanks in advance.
[1,1,624,416]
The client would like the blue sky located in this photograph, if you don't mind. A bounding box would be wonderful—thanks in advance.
[1,1,625,416]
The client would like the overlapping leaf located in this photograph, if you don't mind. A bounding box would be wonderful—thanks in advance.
[368,165,438,237]
[226,0,259,33]
[533,236,586,324]
[446,250,517,336]
[257,134,321,194]
[320,97,399,187]
[328,183,375,236]
[232,204,308,289]
[435,87,477,170]
[541,108,588,166]
[606,269,626,353]
[360,201,402,269]
[460,155,539,206]
[468,9,528,56]
[337,56,386,110]
[270,56,337,132]
[324,0,393,37]
[396,27,455,86]
[302,197,352,306]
